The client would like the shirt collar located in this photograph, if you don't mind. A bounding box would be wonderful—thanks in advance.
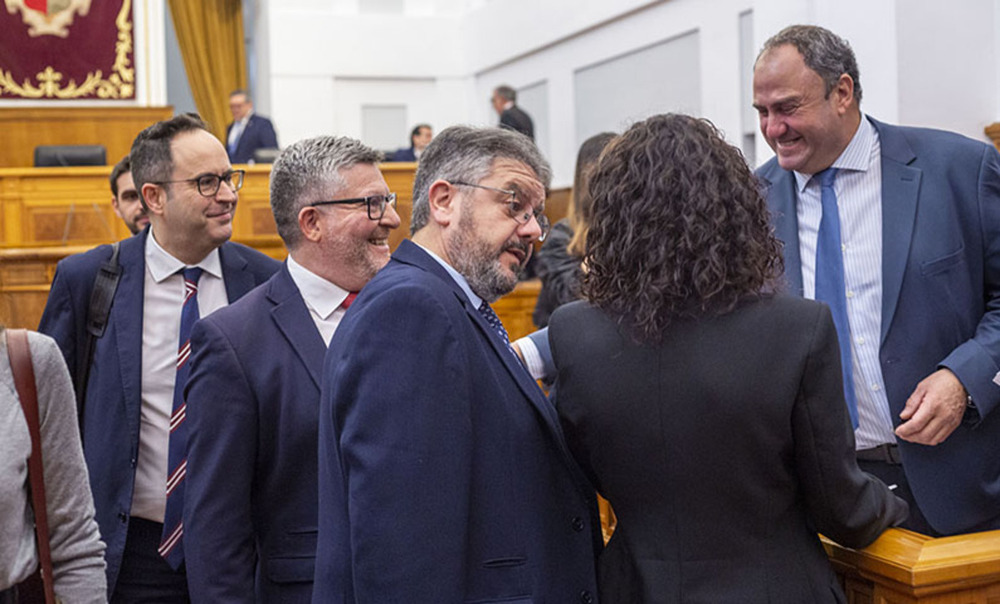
[285,253,351,319]
[412,241,483,309]
[145,228,223,282]
[794,113,875,193]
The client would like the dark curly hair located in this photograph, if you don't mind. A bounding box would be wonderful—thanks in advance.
[582,113,783,345]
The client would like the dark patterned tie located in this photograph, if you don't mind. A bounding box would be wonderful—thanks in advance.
[160,266,202,568]
[478,299,510,346]
[813,168,859,428]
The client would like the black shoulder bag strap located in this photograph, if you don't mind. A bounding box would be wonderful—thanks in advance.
[75,241,122,440]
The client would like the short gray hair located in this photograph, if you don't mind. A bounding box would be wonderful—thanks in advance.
[269,136,382,248]
[410,125,550,235]
[493,85,516,102]
[758,24,862,104]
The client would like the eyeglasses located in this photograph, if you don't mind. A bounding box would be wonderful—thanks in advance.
[450,181,550,241]
[309,193,398,221]
[150,169,245,197]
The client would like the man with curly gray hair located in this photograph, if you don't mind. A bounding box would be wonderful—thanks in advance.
[313,125,599,602]
[182,135,400,603]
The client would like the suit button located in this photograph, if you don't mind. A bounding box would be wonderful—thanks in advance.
[118,512,128,523]
[130,457,137,468]
[571,516,585,532]
[580,590,593,603]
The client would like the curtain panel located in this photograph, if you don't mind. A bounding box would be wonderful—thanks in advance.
[167,0,247,140]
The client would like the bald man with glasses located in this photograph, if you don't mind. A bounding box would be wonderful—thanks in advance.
[39,113,280,602]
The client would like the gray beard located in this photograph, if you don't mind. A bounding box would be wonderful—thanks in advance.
[448,210,522,303]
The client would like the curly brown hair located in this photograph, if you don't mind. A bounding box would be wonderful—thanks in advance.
[582,113,783,345]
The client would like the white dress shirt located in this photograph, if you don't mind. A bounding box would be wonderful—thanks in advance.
[132,231,228,522]
[286,254,353,347]
[794,115,897,448]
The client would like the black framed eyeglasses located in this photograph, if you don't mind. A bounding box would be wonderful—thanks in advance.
[450,181,550,241]
[309,193,398,221]
[150,169,245,197]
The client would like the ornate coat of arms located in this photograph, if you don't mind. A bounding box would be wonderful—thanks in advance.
[0,0,133,99]
[4,0,93,38]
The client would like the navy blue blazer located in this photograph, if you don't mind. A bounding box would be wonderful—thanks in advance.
[227,113,278,164]
[758,117,1000,534]
[183,264,324,603]
[390,146,417,162]
[37,229,280,593]
[500,105,535,141]
[313,240,599,603]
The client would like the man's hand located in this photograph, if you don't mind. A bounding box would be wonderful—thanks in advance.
[895,368,967,445]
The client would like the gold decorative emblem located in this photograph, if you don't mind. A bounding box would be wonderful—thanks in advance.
[4,0,92,38]
[0,0,133,98]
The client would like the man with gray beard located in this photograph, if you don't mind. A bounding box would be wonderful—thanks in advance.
[312,125,600,603]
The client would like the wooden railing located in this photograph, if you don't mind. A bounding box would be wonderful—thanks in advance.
[824,527,1000,603]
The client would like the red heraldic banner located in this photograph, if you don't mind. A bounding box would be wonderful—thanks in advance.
[0,0,135,99]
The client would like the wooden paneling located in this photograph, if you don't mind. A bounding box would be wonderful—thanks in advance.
[986,123,1000,152]
[0,106,174,168]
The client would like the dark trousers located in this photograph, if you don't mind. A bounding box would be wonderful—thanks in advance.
[857,459,940,537]
[112,517,190,603]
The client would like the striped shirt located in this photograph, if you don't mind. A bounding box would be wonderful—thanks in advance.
[794,116,897,449]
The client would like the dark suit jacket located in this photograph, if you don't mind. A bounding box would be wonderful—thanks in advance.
[312,239,599,603]
[758,117,1000,535]
[183,264,324,603]
[227,113,278,164]
[390,146,416,162]
[533,218,580,328]
[550,296,908,604]
[500,105,535,140]
[37,229,279,593]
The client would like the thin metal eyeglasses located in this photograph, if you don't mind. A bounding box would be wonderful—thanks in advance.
[309,193,398,221]
[450,181,550,241]
[150,169,245,197]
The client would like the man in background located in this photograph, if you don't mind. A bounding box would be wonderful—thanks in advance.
[312,125,598,602]
[391,123,433,161]
[110,155,149,235]
[491,84,534,141]
[754,24,1000,536]
[226,89,279,164]
[40,113,279,600]
[183,135,400,603]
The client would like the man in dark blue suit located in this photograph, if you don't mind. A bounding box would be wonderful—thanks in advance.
[226,90,279,164]
[754,25,1000,536]
[492,85,535,141]
[182,135,401,603]
[313,125,599,602]
[390,123,432,162]
[39,113,280,601]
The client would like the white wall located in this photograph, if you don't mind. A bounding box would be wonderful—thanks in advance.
[259,0,1000,185]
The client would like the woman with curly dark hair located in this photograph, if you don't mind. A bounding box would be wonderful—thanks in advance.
[548,114,907,603]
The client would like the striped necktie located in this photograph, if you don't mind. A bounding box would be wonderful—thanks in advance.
[813,168,859,428]
[160,266,202,568]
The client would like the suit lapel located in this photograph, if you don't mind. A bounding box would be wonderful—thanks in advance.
[114,234,147,442]
[871,119,920,344]
[219,243,253,302]
[393,242,566,448]
[764,167,804,296]
[268,265,326,390]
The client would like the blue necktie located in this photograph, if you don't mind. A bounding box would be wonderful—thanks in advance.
[478,300,511,346]
[813,168,859,428]
[160,266,202,568]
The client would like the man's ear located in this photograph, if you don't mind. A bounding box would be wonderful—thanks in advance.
[111,196,124,218]
[427,179,460,227]
[834,73,856,114]
[297,206,323,243]
[141,183,166,216]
